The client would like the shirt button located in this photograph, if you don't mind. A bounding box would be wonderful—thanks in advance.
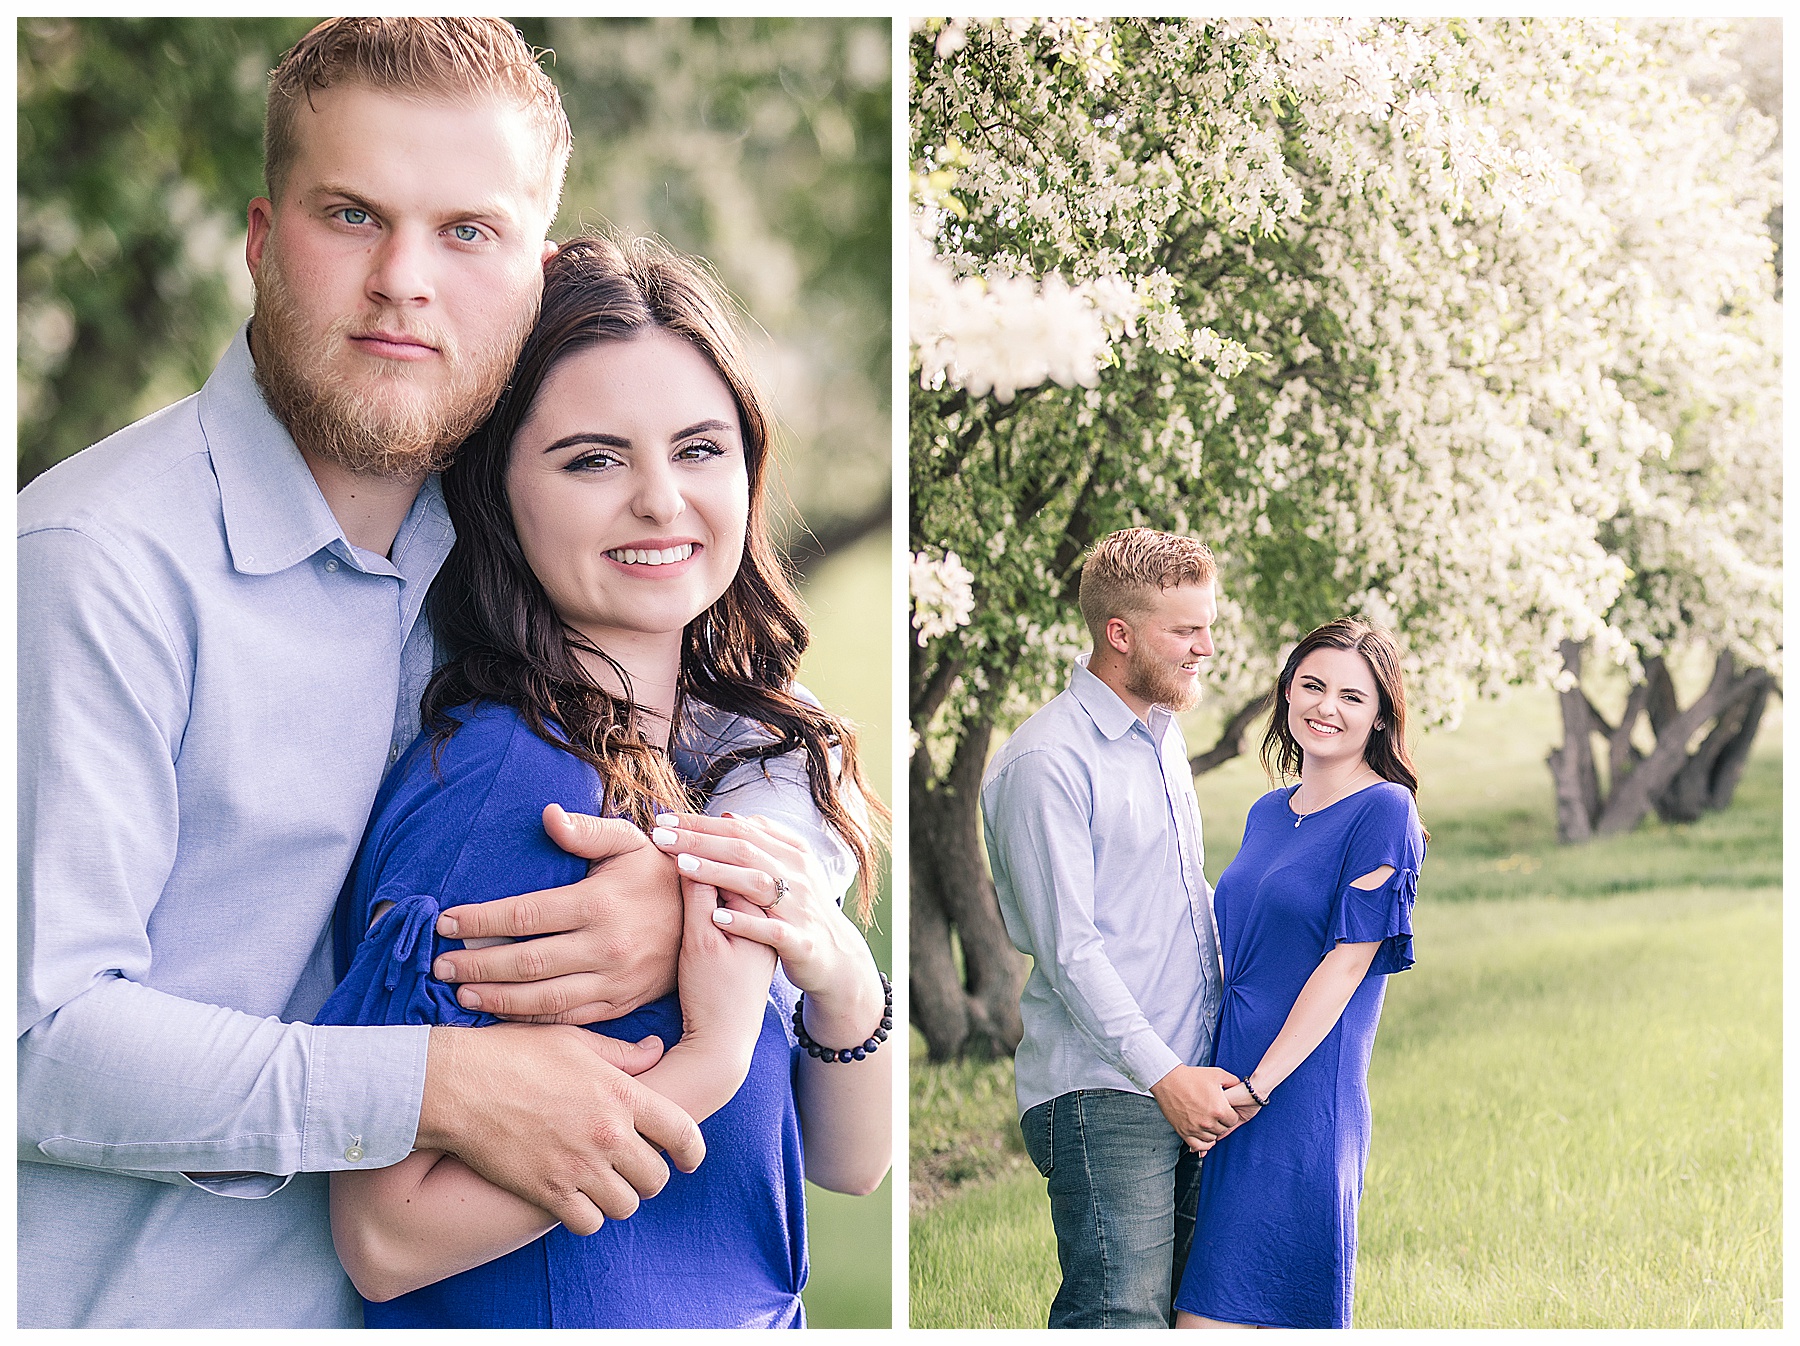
[389,745,402,765]
[344,1140,365,1163]
[324,559,339,573]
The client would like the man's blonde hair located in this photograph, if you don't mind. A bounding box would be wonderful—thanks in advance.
[264,18,572,214]
[1077,527,1217,640]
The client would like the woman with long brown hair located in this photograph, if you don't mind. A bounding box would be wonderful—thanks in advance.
[313,234,889,1327]
[1175,618,1426,1329]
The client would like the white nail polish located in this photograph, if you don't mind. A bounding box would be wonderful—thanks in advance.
[652,827,677,846]
[677,853,700,873]
[713,909,733,926]
[655,813,678,828]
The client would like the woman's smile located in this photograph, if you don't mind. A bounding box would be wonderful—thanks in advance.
[604,541,698,568]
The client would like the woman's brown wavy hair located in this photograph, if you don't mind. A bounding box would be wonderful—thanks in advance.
[423,233,885,920]
[1261,618,1422,805]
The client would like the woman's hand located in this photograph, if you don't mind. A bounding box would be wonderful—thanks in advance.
[672,876,777,1063]
[1221,1081,1263,1126]
[652,810,893,1195]
[651,810,885,1053]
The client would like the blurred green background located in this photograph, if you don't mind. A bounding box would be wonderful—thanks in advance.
[18,16,894,1328]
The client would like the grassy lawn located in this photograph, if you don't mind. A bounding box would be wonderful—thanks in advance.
[909,684,1781,1328]
[794,530,895,1328]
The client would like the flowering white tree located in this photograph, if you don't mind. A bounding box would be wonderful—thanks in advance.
[908,17,1781,1059]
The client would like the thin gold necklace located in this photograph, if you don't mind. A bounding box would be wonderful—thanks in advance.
[1292,768,1376,828]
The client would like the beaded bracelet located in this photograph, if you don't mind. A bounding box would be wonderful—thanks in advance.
[1243,1076,1269,1108]
[792,970,893,1062]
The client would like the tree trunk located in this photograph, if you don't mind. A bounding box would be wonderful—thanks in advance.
[1548,641,1601,841]
[1655,666,1771,823]
[909,715,1026,1061]
[1547,646,1771,843]
[1188,690,1275,776]
[1594,652,1740,836]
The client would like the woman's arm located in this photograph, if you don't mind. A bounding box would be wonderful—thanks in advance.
[1221,865,1394,1119]
[654,810,894,1196]
[790,961,893,1195]
[332,878,776,1302]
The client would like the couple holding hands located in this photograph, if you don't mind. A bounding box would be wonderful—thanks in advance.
[20,18,888,1330]
[985,528,1427,1330]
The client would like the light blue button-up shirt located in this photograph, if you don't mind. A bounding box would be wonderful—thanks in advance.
[982,655,1223,1117]
[17,329,854,1327]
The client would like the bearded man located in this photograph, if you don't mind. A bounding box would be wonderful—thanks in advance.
[18,18,850,1328]
[980,526,1242,1329]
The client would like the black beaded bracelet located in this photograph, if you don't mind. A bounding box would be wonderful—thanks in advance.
[1243,1076,1269,1108]
[792,970,893,1062]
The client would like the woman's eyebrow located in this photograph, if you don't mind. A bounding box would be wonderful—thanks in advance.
[672,418,736,440]
[540,432,630,454]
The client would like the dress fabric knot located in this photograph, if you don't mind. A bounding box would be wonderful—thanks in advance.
[316,891,498,1030]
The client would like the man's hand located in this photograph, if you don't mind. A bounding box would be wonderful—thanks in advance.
[415,1021,704,1236]
[1149,1064,1241,1153]
[431,805,682,1023]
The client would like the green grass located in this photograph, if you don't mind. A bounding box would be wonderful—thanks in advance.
[793,531,895,1328]
[910,685,1782,1328]
[1358,886,1780,1327]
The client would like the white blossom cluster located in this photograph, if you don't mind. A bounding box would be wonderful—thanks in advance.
[909,17,1780,763]
[909,549,976,646]
[910,225,1123,403]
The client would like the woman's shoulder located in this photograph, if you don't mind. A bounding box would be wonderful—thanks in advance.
[424,701,580,773]
[1359,778,1420,819]
[1346,779,1425,852]
[385,701,598,825]
[1249,783,1300,818]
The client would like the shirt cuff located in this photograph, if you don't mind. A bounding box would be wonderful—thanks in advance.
[298,1023,431,1172]
[1122,1034,1183,1093]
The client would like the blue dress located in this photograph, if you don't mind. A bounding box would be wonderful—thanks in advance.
[1175,780,1423,1329]
[314,702,807,1328]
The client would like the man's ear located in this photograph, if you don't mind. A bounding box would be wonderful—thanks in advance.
[1104,615,1134,657]
[541,237,560,264]
[245,197,275,277]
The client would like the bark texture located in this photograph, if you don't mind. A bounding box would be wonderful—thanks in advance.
[908,716,1026,1061]
[1549,644,1774,843]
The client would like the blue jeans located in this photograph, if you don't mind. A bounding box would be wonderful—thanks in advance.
[1020,1089,1201,1328]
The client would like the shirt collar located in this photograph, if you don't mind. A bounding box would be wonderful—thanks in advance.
[201,326,349,576]
[200,325,451,583]
[1069,653,1172,744]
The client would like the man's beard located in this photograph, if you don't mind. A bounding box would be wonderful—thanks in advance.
[1124,644,1202,713]
[250,250,532,480]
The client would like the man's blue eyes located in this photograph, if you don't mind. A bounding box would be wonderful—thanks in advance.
[334,211,482,243]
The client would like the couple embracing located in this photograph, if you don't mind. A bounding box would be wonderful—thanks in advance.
[984,528,1427,1330]
[20,18,888,1329]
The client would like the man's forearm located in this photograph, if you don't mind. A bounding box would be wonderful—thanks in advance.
[20,976,427,1182]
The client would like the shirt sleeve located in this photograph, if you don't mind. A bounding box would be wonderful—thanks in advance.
[17,525,428,1192]
[984,747,1183,1091]
[677,687,859,904]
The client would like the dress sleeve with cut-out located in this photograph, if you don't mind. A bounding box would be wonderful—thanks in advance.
[1324,783,1426,976]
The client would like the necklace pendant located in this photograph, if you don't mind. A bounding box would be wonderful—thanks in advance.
[1294,815,1302,828]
